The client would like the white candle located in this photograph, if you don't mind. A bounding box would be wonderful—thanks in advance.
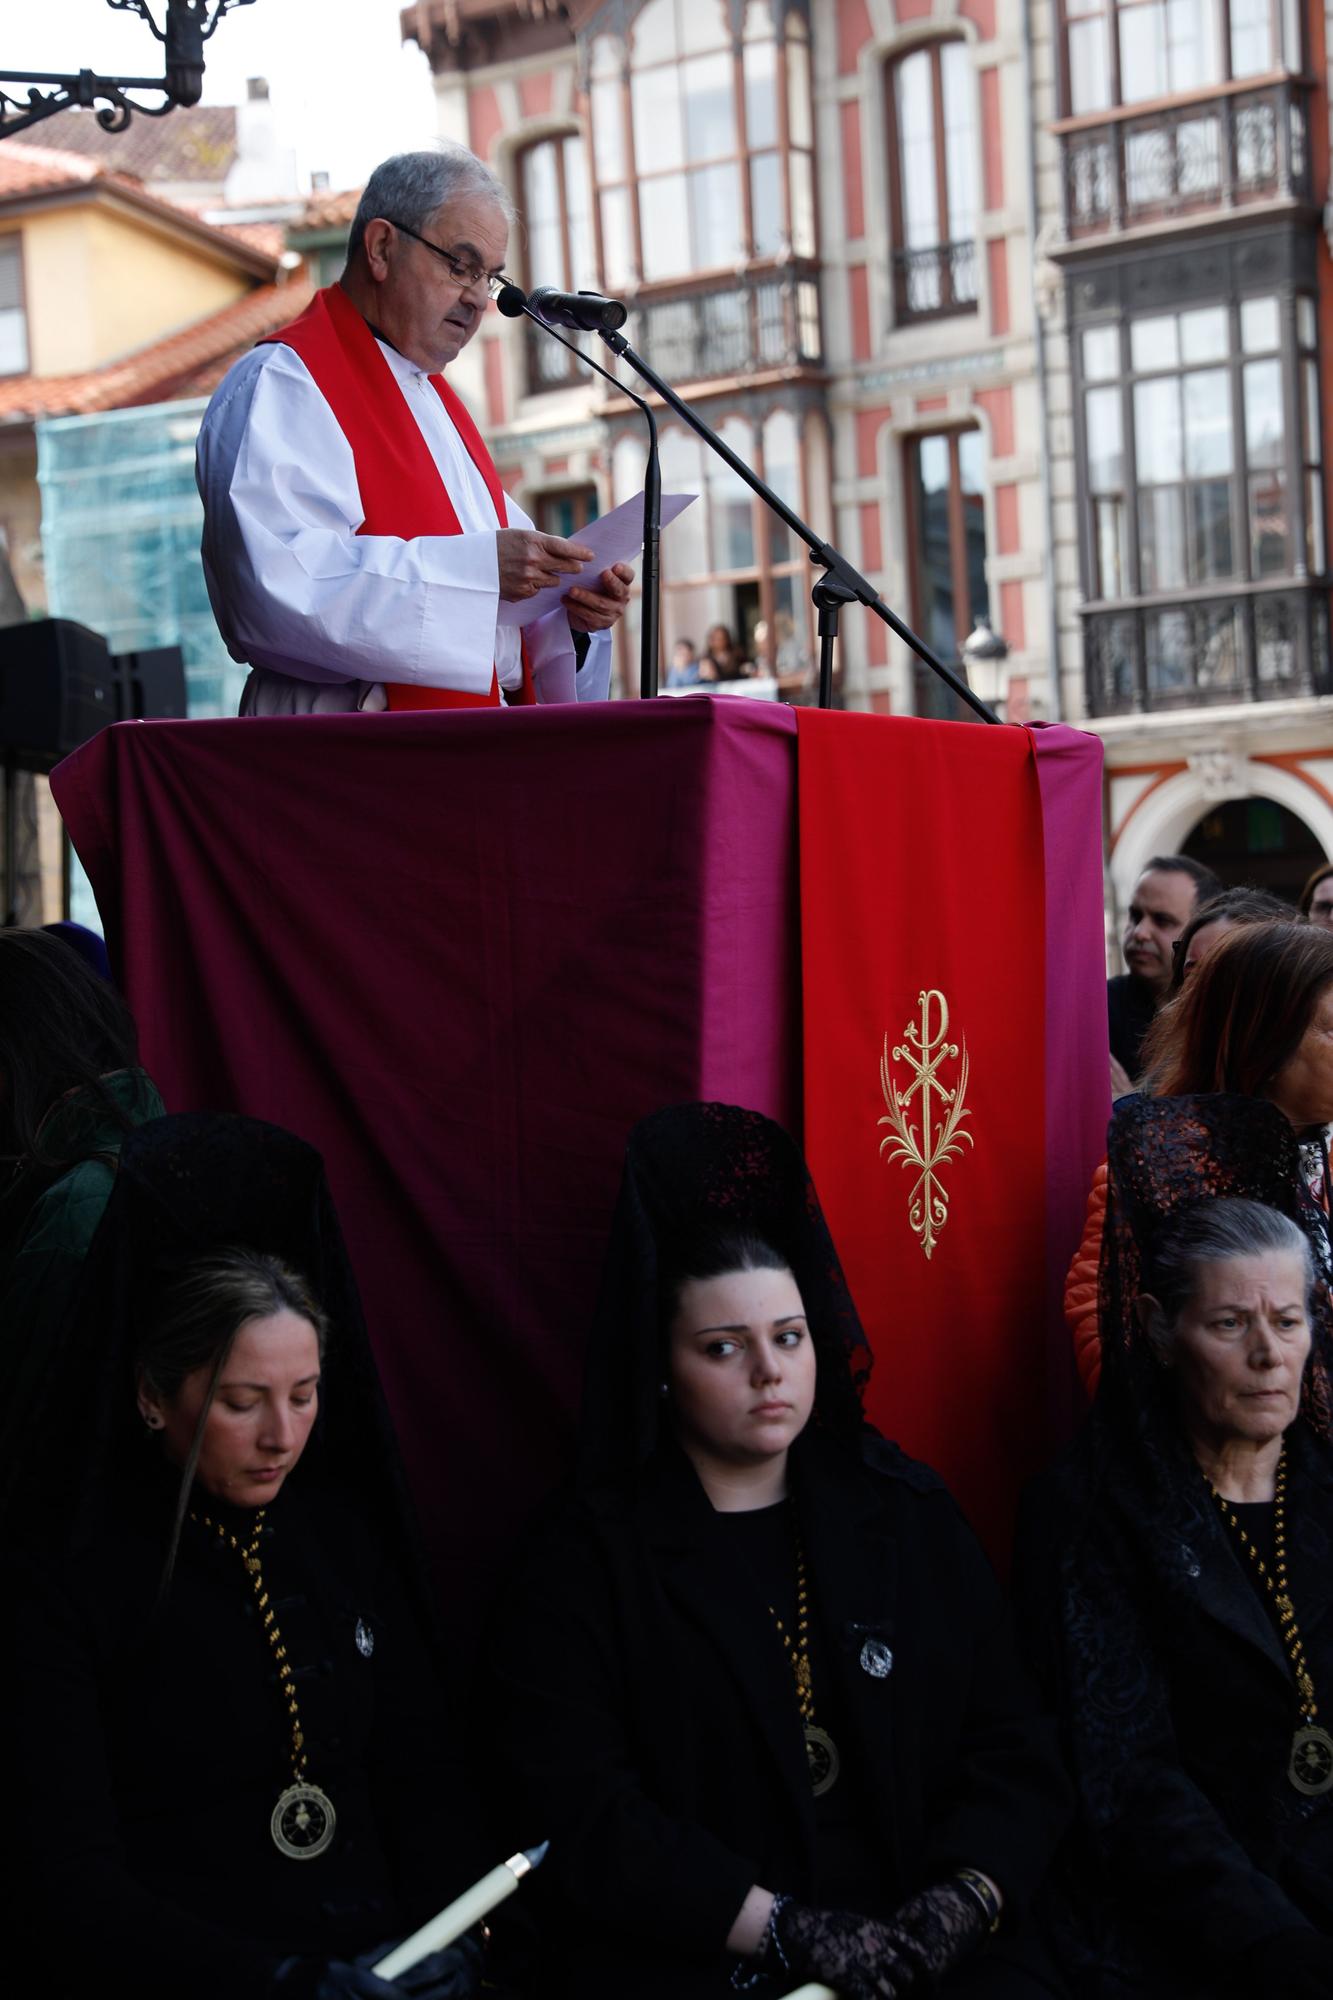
[372,1842,547,1980]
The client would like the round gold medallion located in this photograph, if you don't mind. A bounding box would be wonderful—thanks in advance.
[271,1781,336,1859]
[804,1724,840,1798]
[1290,1724,1333,1798]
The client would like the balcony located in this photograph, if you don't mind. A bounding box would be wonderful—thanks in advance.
[620,268,823,390]
[1084,586,1332,716]
[1058,78,1311,242]
[892,240,978,322]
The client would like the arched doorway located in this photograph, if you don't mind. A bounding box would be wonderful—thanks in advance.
[1182,797,1325,904]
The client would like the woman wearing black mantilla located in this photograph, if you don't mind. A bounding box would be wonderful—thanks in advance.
[1017,1093,1333,1999]
[1,1113,482,2000]
[488,1101,1070,1998]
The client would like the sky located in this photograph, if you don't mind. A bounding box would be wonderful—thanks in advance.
[4,0,439,193]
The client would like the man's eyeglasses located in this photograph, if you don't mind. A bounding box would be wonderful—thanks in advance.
[384,218,506,297]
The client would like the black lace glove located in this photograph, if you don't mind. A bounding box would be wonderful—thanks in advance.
[772,1881,990,2000]
[1242,1928,1333,2000]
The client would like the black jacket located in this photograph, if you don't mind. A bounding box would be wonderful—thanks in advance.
[3,1461,477,2000]
[1015,1421,1333,1998]
[488,1433,1070,1998]
[1106,974,1157,1080]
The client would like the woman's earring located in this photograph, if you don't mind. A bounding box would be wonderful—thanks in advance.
[142,1410,164,1431]
[658,1381,669,1400]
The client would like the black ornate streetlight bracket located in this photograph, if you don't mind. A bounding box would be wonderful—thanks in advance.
[0,0,256,139]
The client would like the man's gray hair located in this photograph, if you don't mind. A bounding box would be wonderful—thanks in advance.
[1145,1198,1315,1349]
[347,146,514,262]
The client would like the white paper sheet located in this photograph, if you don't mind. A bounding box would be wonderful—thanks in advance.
[498,490,696,627]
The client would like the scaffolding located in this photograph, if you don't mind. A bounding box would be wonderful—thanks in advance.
[37,396,244,719]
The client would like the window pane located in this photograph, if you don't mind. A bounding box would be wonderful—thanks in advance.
[659,428,708,573]
[1241,295,1280,352]
[897,51,940,249]
[564,136,594,286]
[764,409,800,562]
[1119,5,1168,103]
[683,51,736,161]
[1130,314,1179,373]
[689,162,743,268]
[0,241,22,312]
[640,174,691,279]
[1165,0,1220,92]
[1184,369,1233,476]
[1135,377,1184,482]
[941,43,978,244]
[1308,470,1325,571]
[1283,0,1301,65]
[591,32,622,78]
[1180,306,1228,364]
[1086,386,1124,491]
[1250,469,1288,573]
[1144,607,1193,697]
[0,306,27,375]
[1188,478,1234,578]
[709,418,756,571]
[632,64,684,172]
[600,187,633,288]
[1304,357,1321,463]
[1139,487,1187,589]
[680,0,728,55]
[744,35,778,150]
[1244,357,1285,467]
[789,150,816,256]
[1298,295,1317,350]
[915,436,960,660]
[751,151,782,256]
[1093,496,1130,598]
[1068,18,1111,115]
[787,34,812,149]
[958,429,985,495]
[633,0,677,64]
[591,76,625,181]
[1231,0,1274,74]
[1083,325,1120,381]
[523,144,562,285]
[743,0,773,40]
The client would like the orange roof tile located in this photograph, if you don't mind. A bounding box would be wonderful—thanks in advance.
[297,187,361,232]
[8,105,238,188]
[0,142,108,198]
[0,281,316,424]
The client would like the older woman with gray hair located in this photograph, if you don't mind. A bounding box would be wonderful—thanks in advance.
[1018,1092,1333,2000]
[197,144,633,715]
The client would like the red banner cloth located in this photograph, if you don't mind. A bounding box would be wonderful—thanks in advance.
[796,711,1070,1550]
[53,700,798,1625]
[53,701,1105,1602]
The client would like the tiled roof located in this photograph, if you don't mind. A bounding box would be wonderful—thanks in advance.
[0,142,108,198]
[8,105,238,187]
[296,187,361,232]
[0,280,315,424]
[214,218,289,257]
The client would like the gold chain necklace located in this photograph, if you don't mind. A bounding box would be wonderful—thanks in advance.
[191,1506,337,1858]
[1209,1446,1333,1798]
[767,1520,839,1797]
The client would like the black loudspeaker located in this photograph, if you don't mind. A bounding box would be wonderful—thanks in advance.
[113,645,187,722]
[0,618,117,771]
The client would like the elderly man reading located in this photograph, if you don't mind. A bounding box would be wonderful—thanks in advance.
[197,147,632,715]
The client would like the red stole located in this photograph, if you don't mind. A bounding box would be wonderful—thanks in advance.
[262,284,531,709]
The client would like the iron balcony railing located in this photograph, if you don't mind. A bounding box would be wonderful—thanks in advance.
[1083,585,1331,716]
[891,238,978,321]
[1060,78,1311,240]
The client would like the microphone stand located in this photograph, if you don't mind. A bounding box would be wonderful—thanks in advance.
[597,328,997,721]
[498,291,660,699]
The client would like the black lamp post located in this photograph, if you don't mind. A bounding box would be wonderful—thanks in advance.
[0,0,256,139]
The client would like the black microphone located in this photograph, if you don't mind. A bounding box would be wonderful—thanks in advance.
[518,284,628,334]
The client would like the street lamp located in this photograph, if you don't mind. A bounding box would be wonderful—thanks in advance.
[0,0,256,140]
[961,614,1009,670]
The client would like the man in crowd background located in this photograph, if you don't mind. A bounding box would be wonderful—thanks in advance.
[1107,854,1221,1094]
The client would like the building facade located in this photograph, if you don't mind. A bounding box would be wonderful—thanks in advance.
[401,0,1333,904]
[1031,0,1333,913]
[402,0,1052,720]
